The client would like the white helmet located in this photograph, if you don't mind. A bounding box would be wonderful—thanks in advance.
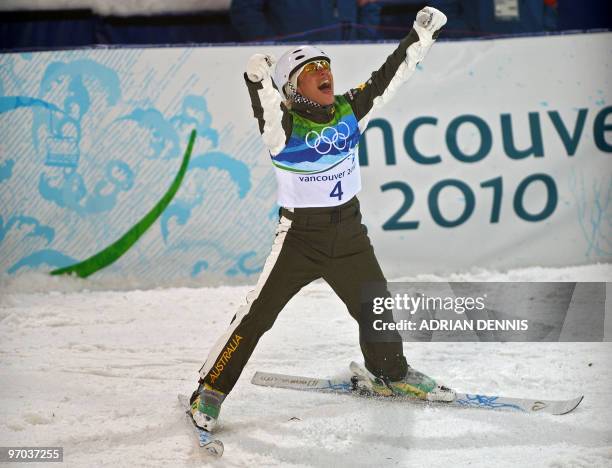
[273,45,331,100]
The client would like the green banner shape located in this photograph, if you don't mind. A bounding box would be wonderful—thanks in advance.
[51,129,197,278]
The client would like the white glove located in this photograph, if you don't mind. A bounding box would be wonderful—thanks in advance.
[246,53,276,82]
[414,7,447,47]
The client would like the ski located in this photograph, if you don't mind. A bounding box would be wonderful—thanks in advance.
[251,370,583,416]
[177,394,224,457]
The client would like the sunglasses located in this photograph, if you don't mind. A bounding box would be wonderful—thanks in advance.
[302,60,331,73]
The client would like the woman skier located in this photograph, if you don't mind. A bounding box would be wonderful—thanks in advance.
[190,6,453,432]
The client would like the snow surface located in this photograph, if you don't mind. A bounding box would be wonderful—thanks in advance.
[1,264,611,467]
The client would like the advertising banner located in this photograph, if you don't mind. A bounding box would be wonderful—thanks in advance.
[0,32,610,284]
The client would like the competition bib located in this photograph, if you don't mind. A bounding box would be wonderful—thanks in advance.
[271,96,362,208]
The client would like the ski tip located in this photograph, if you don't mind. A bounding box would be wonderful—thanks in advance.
[202,439,224,457]
[558,395,584,415]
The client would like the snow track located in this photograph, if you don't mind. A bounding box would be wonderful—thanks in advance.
[1,265,611,467]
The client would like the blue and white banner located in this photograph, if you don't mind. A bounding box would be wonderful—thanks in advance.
[0,32,610,285]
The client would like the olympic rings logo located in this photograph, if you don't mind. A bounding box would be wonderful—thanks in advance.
[304,122,351,155]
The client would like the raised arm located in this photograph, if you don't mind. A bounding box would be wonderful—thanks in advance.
[344,6,447,131]
[243,54,292,156]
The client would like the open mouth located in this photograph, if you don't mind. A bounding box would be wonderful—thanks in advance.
[318,80,332,92]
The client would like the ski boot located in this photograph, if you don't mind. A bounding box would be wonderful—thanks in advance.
[350,361,456,402]
[189,381,226,432]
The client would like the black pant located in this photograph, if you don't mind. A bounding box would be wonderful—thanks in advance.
[199,196,407,395]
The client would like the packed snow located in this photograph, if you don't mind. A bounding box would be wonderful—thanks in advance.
[1,264,611,467]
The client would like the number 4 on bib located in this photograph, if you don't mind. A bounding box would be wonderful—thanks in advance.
[330,181,343,201]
